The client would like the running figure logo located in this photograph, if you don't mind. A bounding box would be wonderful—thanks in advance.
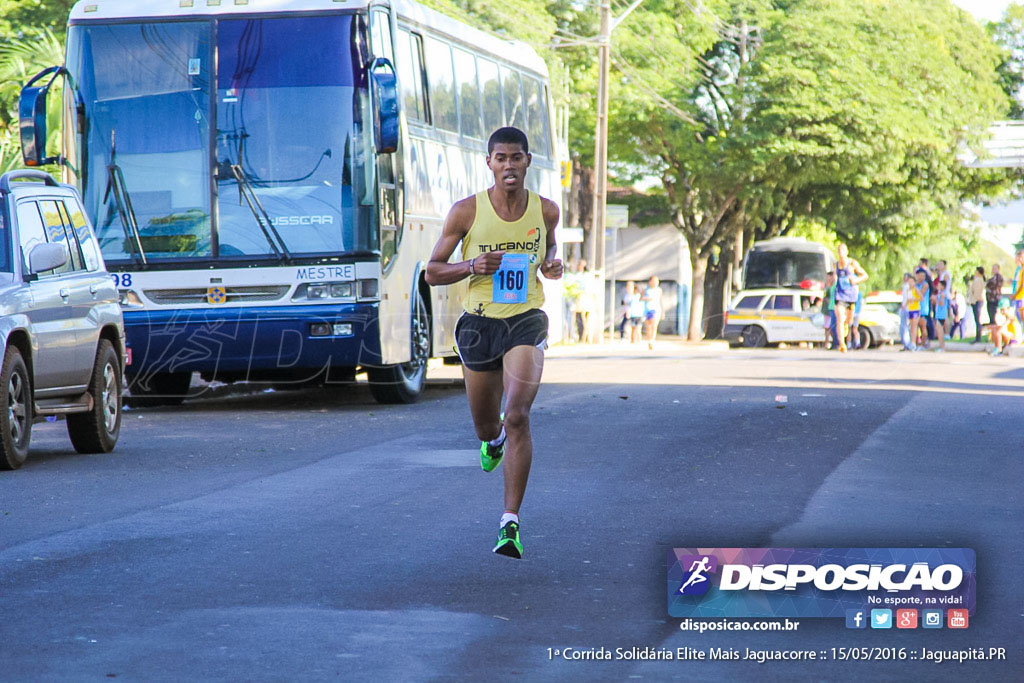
[677,554,718,596]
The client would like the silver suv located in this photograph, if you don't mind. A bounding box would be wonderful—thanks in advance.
[0,170,125,470]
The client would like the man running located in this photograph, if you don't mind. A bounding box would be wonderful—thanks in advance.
[424,127,562,559]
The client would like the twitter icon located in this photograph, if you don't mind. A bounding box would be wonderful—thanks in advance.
[870,609,892,629]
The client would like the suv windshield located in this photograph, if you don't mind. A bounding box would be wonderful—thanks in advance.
[65,14,377,265]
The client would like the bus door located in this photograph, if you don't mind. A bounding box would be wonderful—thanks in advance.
[369,6,411,364]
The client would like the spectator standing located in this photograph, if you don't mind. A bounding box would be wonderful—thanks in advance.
[936,260,953,292]
[917,270,933,350]
[986,263,1004,329]
[849,290,864,350]
[990,298,1019,356]
[627,282,645,343]
[617,282,632,340]
[642,276,663,349]
[578,266,600,343]
[967,266,986,343]
[1013,249,1024,329]
[822,271,836,349]
[917,258,935,340]
[950,285,966,340]
[899,272,914,351]
[562,260,585,343]
[933,280,950,352]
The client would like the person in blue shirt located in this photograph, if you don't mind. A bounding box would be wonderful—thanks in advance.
[933,280,951,351]
[833,244,869,353]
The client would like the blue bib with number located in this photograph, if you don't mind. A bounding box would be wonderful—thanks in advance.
[492,254,529,304]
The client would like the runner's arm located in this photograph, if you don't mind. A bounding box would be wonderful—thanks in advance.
[851,260,869,285]
[539,198,563,280]
[425,198,503,285]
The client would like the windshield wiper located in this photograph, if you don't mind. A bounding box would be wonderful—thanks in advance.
[227,163,291,263]
[103,162,148,266]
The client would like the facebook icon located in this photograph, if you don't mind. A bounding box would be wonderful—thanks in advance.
[846,609,867,629]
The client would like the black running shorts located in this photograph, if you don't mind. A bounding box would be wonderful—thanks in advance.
[455,309,549,372]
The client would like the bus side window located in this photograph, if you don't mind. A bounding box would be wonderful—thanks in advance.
[452,47,483,140]
[397,29,428,124]
[478,58,502,133]
[524,76,551,158]
[500,65,525,130]
[424,37,458,133]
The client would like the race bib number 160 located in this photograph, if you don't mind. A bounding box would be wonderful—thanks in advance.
[492,254,529,304]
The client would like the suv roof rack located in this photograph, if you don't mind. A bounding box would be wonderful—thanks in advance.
[0,170,59,193]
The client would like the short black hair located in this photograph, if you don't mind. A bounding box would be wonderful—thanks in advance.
[487,127,529,155]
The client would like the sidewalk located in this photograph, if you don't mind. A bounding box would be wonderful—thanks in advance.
[928,340,1024,357]
[547,334,729,358]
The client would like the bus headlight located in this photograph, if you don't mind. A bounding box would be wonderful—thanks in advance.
[294,282,357,301]
[118,289,144,308]
[330,282,353,298]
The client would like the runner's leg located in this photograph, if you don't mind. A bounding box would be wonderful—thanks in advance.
[500,344,544,514]
[464,368,504,443]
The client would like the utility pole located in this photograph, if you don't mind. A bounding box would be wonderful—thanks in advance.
[590,0,610,274]
[590,0,611,337]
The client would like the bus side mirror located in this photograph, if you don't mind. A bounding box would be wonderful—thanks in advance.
[19,66,64,167]
[369,58,399,154]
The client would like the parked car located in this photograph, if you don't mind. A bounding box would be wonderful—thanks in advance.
[0,170,125,470]
[724,288,824,347]
[859,291,902,347]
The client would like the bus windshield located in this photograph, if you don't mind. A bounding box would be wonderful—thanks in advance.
[744,249,827,289]
[66,14,377,265]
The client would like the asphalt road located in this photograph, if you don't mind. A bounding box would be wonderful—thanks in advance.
[1,343,1020,681]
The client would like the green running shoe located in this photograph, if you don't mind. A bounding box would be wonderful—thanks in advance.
[480,413,505,472]
[493,520,523,559]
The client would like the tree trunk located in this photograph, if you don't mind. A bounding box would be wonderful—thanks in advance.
[688,251,709,341]
[732,230,744,291]
[704,256,726,339]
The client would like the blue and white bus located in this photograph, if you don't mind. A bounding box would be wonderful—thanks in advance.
[20,0,564,404]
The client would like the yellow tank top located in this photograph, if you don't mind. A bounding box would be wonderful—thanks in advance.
[461,190,546,318]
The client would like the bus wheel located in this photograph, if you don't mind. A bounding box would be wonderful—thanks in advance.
[367,290,430,404]
[125,371,192,407]
[741,325,767,348]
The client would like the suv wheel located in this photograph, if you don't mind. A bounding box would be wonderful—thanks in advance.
[742,325,768,348]
[67,340,122,454]
[0,346,32,470]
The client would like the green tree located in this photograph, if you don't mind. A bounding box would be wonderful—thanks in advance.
[0,29,63,173]
[989,2,1024,119]
[601,0,1010,339]
[0,1,74,39]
